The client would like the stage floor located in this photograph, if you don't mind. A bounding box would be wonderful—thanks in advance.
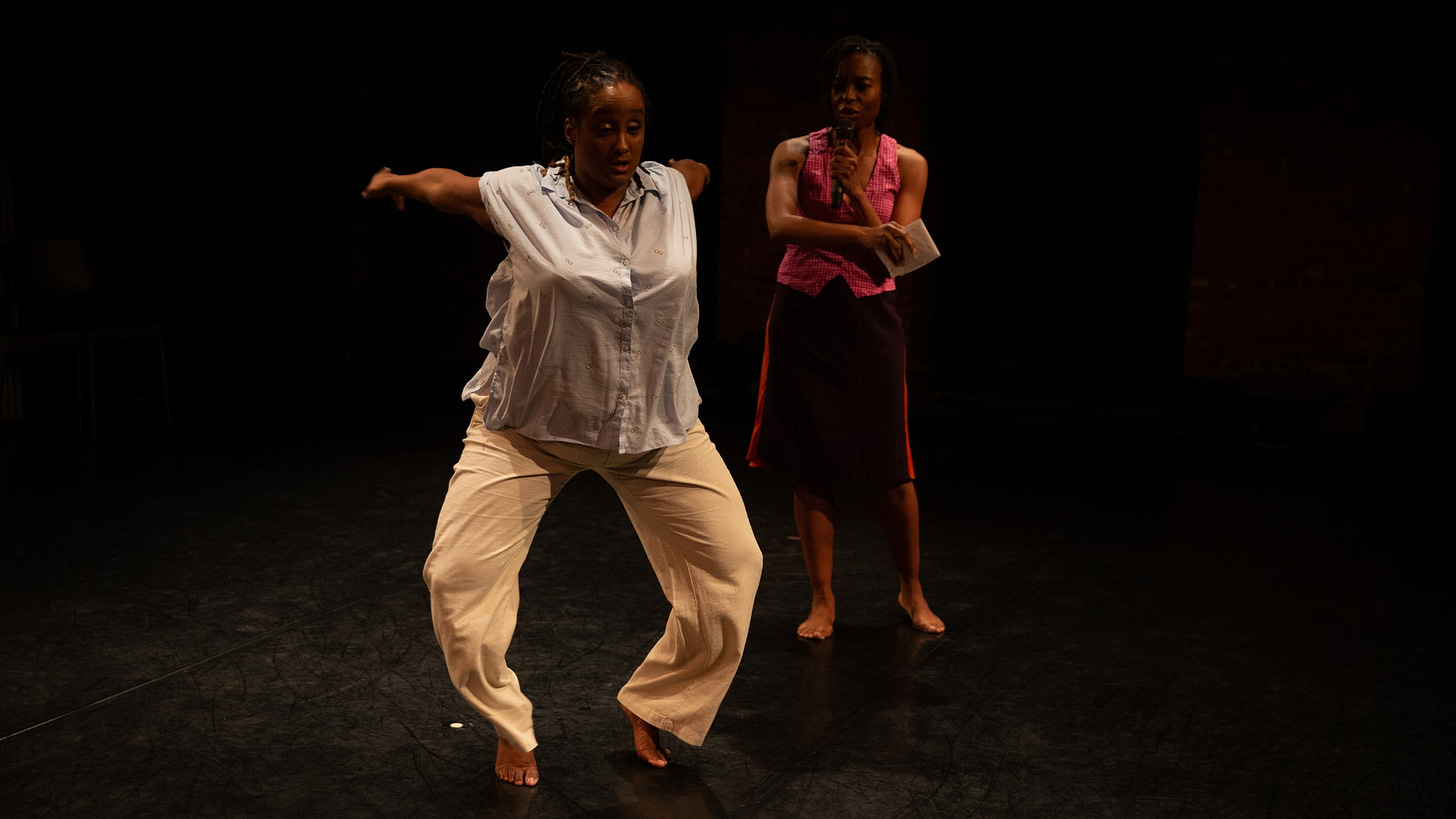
[2,395,1450,818]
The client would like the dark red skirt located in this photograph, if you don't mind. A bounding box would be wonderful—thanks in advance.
[748,278,914,482]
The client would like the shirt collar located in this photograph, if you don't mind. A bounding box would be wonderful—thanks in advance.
[540,162,665,212]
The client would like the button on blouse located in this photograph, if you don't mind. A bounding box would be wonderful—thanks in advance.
[458,162,700,454]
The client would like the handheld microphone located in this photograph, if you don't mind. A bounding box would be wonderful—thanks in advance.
[831,118,853,208]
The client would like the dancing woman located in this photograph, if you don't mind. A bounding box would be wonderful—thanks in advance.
[363,52,763,786]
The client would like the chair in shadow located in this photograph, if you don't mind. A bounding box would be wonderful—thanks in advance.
[0,238,171,445]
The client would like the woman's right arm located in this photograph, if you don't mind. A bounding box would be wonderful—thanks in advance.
[361,167,496,234]
[764,139,913,265]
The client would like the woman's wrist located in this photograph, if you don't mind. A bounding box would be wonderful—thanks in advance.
[855,224,879,250]
[846,190,882,229]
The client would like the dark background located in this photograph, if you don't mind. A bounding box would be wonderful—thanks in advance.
[2,7,1453,816]
[1,3,1450,452]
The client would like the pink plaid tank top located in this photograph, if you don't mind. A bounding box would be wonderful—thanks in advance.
[777,127,901,297]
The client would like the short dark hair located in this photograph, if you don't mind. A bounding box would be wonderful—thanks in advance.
[535,52,650,165]
[816,36,899,132]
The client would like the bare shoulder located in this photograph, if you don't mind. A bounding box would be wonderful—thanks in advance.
[782,134,812,158]
[896,143,928,174]
[772,135,812,170]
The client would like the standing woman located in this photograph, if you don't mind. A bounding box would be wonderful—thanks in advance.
[363,53,762,786]
[749,36,943,640]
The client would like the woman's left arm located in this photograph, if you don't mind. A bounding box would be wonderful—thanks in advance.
[668,159,711,201]
[891,146,929,225]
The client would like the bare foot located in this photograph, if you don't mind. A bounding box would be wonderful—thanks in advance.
[495,737,539,786]
[622,705,670,767]
[797,599,835,640]
[899,590,945,634]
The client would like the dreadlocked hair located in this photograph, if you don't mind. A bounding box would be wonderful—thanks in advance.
[535,51,650,202]
[817,36,899,133]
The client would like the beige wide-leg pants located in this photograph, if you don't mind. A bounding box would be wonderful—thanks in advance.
[423,395,763,754]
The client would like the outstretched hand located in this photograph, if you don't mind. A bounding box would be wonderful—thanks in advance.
[361,167,406,211]
[860,221,915,266]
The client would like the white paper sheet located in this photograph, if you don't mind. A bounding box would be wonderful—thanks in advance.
[876,219,940,277]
